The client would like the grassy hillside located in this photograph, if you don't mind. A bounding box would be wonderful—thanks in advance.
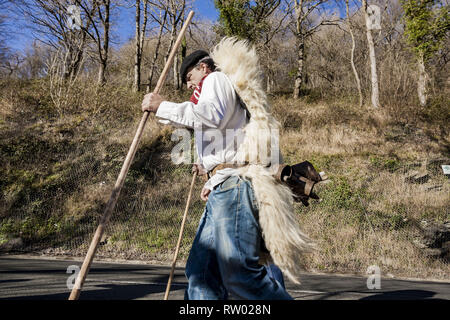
[273,94,449,280]
[0,78,449,280]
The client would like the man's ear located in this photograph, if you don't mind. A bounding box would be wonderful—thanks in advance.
[199,62,209,73]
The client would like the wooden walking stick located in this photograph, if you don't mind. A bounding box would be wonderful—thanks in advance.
[164,171,197,300]
[68,11,195,301]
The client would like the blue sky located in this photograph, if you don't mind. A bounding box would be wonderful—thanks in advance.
[6,0,220,52]
[114,0,219,43]
[6,0,351,52]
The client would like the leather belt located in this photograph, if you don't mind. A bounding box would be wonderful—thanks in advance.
[203,163,245,182]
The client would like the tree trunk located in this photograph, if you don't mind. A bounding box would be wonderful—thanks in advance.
[67,8,92,82]
[98,60,106,85]
[97,0,110,86]
[146,10,167,93]
[133,0,141,92]
[69,47,84,81]
[366,29,380,108]
[346,0,363,107]
[165,22,176,87]
[165,25,175,64]
[63,36,84,82]
[179,35,186,91]
[293,0,305,99]
[293,34,305,99]
[172,34,185,90]
[133,0,148,92]
[363,0,380,108]
[417,53,428,107]
[173,53,179,89]
[140,2,148,63]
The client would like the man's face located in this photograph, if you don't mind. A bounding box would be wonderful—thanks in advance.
[186,63,209,91]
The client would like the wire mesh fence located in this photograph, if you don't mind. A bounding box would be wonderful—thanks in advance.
[1,120,449,268]
[0,128,206,266]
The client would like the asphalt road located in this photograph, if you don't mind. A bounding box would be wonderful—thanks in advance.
[0,255,449,300]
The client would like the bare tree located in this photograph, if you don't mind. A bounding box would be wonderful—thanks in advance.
[0,0,8,46]
[133,0,149,92]
[0,0,10,76]
[47,44,85,115]
[187,18,217,51]
[19,41,52,79]
[290,0,340,99]
[13,0,92,81]
[75,0,112,85]
[346,0,363,107]
[164,0,186,90]
[257,3,292,92]
[362,0,380,108]
[1,54,24,77]
[143,0,187,90]
[146,8,167,92]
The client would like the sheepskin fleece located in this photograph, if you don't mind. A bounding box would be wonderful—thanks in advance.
[210,37,316,284]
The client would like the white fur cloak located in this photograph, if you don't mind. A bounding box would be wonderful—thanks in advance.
[210,37,316,284]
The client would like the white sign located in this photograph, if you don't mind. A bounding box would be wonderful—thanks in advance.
[442,165,450,175]
[66,265,81,290]
[366,265,381,289]
[67,5,82,30]
[366,5,381,30]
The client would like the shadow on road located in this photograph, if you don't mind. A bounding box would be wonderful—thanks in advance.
[360,290,443,300]
[0,282,186,300]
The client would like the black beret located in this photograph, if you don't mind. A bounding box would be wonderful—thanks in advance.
[180,50,209,84]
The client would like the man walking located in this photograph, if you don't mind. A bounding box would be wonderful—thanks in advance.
[141,46,291,300]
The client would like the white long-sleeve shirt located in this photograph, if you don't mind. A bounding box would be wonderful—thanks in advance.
[155,71,249,190]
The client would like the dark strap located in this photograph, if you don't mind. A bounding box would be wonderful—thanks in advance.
[298,176,314,196]
[236,93,251,121]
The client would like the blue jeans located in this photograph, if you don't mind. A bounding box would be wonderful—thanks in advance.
[184,175,292,300]
[266,263,286,289]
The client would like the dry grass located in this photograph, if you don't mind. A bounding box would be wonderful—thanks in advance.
[270,96,449,280]
[0,78,448,279]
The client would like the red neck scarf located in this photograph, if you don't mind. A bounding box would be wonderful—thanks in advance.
[190,74,209,105]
